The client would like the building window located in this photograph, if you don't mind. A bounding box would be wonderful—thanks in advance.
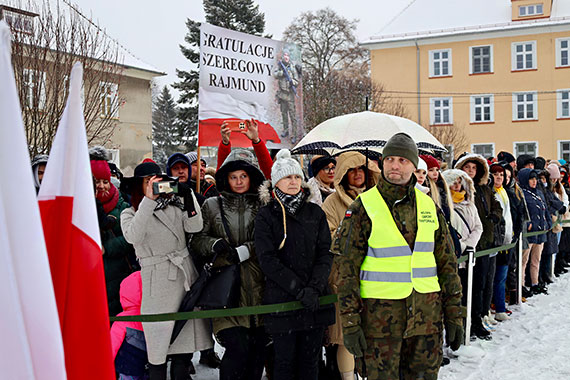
[519,4,543,17]
[471,45,493,74]
[560,141,570,161]
[22,69,46,110]
[556,38,570,67]
[511,41,536,71]
[470,94,494,123]
[472,144,494,158]
[2,9,35,34]
[557,89,570,118]
[514,142,538,158]
[430,97,453,125]
[429,49,452,77]
[512,92,537,121]
[100,82,119,118]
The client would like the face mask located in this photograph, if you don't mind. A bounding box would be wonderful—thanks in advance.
[542,181,548,187]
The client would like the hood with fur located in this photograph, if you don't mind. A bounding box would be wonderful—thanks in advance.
[89,145,111,161]
[453,153,489,186]
[258,179,320,206]
[441,169,476,201]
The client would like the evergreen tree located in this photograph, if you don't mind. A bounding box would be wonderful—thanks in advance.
[173,0,267,152]
[152,86,180,166]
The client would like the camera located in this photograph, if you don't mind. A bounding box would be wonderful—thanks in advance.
[152,181,179,195]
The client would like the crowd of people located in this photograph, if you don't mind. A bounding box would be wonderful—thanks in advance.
[30,124,570,379]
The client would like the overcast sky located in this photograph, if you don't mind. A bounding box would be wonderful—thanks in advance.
[72,0,412,96]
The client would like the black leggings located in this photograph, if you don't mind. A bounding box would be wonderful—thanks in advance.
[217,326,267,380]
[272,327,325,380]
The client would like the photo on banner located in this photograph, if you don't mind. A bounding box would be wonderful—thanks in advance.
[198,23,303,148]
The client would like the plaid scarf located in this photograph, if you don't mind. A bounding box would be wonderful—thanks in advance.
[275,187,305,215]
[154,194,185,211]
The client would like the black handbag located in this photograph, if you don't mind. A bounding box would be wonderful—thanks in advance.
[195,197,241,309]
[170,197,241,343]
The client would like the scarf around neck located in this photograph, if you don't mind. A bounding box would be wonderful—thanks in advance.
[450,189,466,204]
[346,184,366,200]
[97,184,119,214]
[275,187,305,215]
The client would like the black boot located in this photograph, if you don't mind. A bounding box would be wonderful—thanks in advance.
[470,319,492,340]
[170,354,193,380]
[148,363,167,380]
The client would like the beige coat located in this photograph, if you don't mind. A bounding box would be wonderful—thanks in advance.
[121,195,213,364]
[321,152,380,344]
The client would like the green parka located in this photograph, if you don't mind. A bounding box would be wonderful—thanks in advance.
[190,149,265,335]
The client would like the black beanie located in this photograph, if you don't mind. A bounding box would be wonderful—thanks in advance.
[497,151,515,164]
[382,133,419,168]
[310,156,336,177]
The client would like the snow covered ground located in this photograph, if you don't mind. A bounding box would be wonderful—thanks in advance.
[440,272,570,379]
[189,273,570,379]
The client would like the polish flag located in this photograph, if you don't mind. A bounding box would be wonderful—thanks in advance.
[38,62,115,379]
[0,20,66,380]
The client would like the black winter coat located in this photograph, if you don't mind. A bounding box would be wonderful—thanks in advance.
[254,183,335,334]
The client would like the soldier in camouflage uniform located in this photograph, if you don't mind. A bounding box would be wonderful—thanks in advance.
[333,133,465,380]
[273,51,299,143]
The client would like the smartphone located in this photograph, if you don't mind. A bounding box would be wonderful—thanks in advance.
[153,181,179,195]
[225,120,248,133]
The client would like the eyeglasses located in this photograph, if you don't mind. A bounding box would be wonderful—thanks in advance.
[322,166,336,173]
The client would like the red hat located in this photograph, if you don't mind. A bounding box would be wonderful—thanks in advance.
[419,154,440,170]
[90,160,111,181]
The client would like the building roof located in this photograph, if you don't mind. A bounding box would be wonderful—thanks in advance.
[362,0,570,46]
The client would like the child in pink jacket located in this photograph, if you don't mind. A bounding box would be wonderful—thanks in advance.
[110,271,148,379]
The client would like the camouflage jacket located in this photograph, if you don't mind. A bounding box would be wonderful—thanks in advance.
[333,174,464,339]
[273,60,298,101]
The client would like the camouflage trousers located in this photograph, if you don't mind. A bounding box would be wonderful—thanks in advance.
[357,333,443,380]
[279,98,297,134]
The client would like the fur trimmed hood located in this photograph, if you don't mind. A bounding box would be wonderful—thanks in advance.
[442,169,476,201]
[89,145,111,161]
[453,153,489,186]
[258,179,320,206]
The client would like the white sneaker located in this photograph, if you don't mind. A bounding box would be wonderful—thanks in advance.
[482,316,495,331]
[495,312,511,321]
[487,311,498,325]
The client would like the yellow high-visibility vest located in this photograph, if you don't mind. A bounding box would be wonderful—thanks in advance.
[359,186,440,299]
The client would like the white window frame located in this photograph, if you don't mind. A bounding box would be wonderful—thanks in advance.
[511,41,537,71]
[555,37,570,68]
[429,49,452,77]
[469,45,493,74]
[22,68,46,110]
[470,94,494,123]
[100,81,119,119]
[519,4,544,17]
[557,89,570,119]
[471,143,495,158]
[430,97,453,125]
[559,140,570,161]
[512,91,538,121]
[107,148,121,168]
[513,141,539,158]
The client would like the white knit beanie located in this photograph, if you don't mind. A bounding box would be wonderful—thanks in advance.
[271,149,304,186]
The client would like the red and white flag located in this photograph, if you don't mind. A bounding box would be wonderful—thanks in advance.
[0,21,66,379]
[38,62,115,380]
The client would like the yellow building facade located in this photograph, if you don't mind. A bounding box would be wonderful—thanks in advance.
[363,0,570,161]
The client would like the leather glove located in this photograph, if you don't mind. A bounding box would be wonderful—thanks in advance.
[296,287,320,312]
[211,239,237,262]
[445,320,464,351]
[343,325,367,358]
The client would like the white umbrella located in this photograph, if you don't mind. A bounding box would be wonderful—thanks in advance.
[291,111,446,155]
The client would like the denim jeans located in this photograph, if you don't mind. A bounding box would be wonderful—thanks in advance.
[493,265,509,313]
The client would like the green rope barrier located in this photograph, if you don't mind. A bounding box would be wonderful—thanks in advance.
[112,220,570,321]
[110,294,338,322]
[456,219,570,264]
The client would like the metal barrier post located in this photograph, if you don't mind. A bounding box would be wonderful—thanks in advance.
[518,232,523,305]
[465,248,475,345]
